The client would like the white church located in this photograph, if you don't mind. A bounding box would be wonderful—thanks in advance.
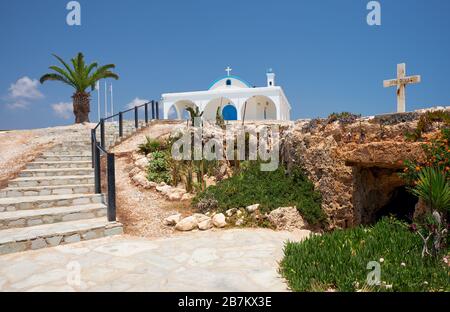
[162,68,292,121]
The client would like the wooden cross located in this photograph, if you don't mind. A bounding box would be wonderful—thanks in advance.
[383,63,421,113]
[225,66,232,76]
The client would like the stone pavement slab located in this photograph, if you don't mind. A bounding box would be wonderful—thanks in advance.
[0,228,310,292]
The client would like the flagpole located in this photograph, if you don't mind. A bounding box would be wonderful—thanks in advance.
[110,84,114,122]
[104,81,107,119]
[96,81,100,122]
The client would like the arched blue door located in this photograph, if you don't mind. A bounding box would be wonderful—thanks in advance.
[222,105,237,120]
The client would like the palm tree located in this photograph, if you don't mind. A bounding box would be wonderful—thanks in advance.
[40,52,119,123]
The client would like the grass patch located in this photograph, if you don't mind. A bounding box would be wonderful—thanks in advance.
[280,218,449,292]
[193,162,326,226]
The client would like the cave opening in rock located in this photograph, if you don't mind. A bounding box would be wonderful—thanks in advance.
[374,186,417,223]
[351,166,418,225]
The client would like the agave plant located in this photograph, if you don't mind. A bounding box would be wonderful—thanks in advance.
[409,167,450,213]
[40,52,119,123]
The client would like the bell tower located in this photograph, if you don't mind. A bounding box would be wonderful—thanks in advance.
[266,68,275,87]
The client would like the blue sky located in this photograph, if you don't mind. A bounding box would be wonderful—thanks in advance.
[0,0,449,129]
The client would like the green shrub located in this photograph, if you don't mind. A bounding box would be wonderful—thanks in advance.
[147,151,171,184]
[280,218,449,292]
[192,162,326,226]
[409,167,450,214]
[405,110,450,141]
[327,112,361,124]
[138,136,166,155]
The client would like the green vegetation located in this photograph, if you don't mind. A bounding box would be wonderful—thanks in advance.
[327,112,361,124]
[216,106,225,129]
[40,52,119,123]
[409,167,450,214]
[147,151,171,184]
[280,218,449,292]
[193,162,326,226]
[138,136,166,155]
[405,110,450,141]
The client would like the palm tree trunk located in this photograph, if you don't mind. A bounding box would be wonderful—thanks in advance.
[72,91,90,123]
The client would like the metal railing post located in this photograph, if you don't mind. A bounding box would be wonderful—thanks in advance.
[134,106,139,129]
[100,118,105,149]
[145,102,149,124]
[119,112,123,137]
[107,153,116,222]
[151,100,155,119]
[91,129,95,168]
[94,145,101,194]
[156,101,160,119]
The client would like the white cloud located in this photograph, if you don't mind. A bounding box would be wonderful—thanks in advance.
[6,76,44,109]
[51,102,73,119]
[127,97,149,109]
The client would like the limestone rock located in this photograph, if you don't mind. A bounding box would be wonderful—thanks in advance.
[181,193,194,201]
[198,218,213,231]
[164,213,182,226]
[268,207,306,231]
[193,213,210,223]
[246,204,260,213]
[131,172,153,189]
[212,213,227,228]
[156,184,172,194]
[226,208,237,217]
[134,157,149,171]
[175,216,198,231]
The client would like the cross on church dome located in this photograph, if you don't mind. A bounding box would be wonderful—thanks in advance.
[225,66,232,76]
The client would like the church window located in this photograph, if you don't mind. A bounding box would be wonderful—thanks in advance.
[226,79,232,86]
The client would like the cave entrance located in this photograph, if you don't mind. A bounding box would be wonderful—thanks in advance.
[374,186,417,223]
[351,166,418,225]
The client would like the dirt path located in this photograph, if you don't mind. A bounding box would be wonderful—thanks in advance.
[113,120,194,239]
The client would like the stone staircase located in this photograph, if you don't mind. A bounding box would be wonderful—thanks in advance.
[0,127,123,255]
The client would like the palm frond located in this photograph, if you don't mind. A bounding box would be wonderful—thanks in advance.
[39,73,75,87]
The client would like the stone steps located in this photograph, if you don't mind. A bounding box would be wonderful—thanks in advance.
[0,203,107,230]
[35,155,92,162]
[0,193,104,211]
[0,127,128,255]
[8,175,94,187]
[26,161,91,169]
[43,150,91,156]
[0,184,95,198]
[19,168,93,178]
[0,217,123,255]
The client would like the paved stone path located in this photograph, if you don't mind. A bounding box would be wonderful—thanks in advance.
[0,229,310,291]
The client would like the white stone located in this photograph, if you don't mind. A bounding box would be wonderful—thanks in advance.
[175,216,198,231]
[163,214,182,226]
[193,213,210,223]
[198,219,213,231]
[134,157,148,171]
[246,204,260,213]
[226,208,237,217]
[212,213,227,228]
[181,193,194,201]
